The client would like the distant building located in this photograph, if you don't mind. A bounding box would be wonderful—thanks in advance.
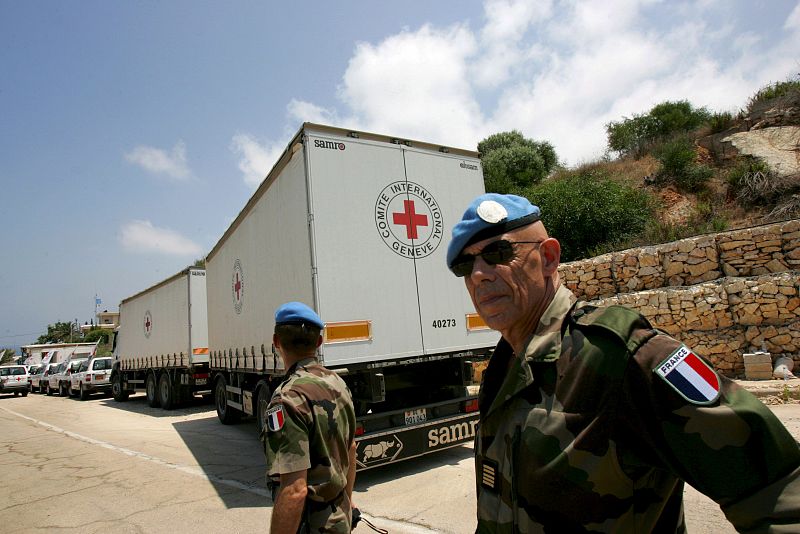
[80,310,120,334]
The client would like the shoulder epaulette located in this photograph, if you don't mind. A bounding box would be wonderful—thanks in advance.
[571,304,657,355]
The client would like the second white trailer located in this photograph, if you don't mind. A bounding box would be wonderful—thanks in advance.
[112,267,210,409]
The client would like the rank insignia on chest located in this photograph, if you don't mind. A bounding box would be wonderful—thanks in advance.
[480,459,499,492]
[266,404,285,431]
[654,345,720,405]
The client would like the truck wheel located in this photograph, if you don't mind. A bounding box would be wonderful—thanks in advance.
[80,383,89,401]
[112,373,129,402]
[256,382,271,436]
[146,373,161,408]
[21,390,28,397]
[215,376,239,424]
[158,373,175,410]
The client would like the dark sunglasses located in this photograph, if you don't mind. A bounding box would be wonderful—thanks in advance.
[450,239,544,277]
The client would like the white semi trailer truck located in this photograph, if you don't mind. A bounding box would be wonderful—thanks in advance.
[111,267,210,409]
[206,123,498,470]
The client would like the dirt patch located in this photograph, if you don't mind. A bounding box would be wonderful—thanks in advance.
[657,187,695,225]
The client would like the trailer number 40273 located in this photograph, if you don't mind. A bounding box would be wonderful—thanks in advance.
[432,319,456,328]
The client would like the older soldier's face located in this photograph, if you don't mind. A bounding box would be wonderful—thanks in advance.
[463,223,554,336]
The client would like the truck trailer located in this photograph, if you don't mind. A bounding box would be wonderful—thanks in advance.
[111,267,210,409]
[206,123,498,469]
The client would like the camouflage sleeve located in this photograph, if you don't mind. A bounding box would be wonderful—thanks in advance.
[265,389,312,477]
[622,332,800,532]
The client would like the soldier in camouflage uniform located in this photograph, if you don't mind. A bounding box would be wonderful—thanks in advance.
[447,193,800,533]
[262,302,357,533]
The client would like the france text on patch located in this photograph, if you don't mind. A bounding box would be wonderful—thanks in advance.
[655,345,720,405]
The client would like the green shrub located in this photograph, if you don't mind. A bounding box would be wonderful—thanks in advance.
[526,171,654,261]
[709,111,734,133]
[655,137,711,192]
[747,76,800,113]
[606,100,710,158]
[83,328,111,344]
[726,157,771,188]
[479,130,558,193]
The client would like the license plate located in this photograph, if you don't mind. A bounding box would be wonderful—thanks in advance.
[96,374,105,380]
[195,378,207,385]
[404,408,427,425]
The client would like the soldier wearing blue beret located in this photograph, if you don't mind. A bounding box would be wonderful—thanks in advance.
[262,302,357,533]
[448,193,800,532]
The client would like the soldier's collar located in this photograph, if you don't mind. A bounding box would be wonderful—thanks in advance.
[522,285,576,362]
[287,356,319,374]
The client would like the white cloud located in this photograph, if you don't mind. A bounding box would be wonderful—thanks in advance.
[119,220,202,256]
[125,141,191,180]
[248,0,799,167]
[339,24,484,148]
[230,133,284,189]
[287,99,340,125]
[786,3,800,31]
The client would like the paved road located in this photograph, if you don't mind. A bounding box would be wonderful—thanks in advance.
[1,391,798,533]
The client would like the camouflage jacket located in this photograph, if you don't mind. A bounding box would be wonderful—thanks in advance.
[263,357,356,533]
[475,285,800,533]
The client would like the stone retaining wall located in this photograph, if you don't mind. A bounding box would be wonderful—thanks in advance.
[559,219,800,376]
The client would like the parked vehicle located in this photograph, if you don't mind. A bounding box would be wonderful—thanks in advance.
[27,365,42,391]
[0,365,29,396]
[70,357,113,400]
[30,365,48,392]
[43,363,63,395]
[51,358,87,397]
[203,124,497,470]
[111,267,209,409]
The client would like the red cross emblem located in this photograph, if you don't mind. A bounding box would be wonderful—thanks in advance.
[232,259,245,314]
[144,311,152,337]
[392,199,428,240]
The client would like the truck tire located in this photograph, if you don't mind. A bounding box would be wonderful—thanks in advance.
[214,376,240,424]
[112,373,129,402]
[146,373,161,408]
[22,390,28,397]
[256,382,271,436]
[158,373,176,410]
[79,383,89,401]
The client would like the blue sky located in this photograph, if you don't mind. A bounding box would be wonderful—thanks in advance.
[1,0,798,350]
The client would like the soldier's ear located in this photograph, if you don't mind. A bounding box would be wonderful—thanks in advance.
[273,333,281,350]
[315,335,323,349]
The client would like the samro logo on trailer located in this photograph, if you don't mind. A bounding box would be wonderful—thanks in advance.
[232,259,244,315]
[374,181,443,259]
[143,310,153,338]
[314,139,345,151]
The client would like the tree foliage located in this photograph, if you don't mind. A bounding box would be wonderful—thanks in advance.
[83,328,111,344]
[606,100,711,158]
[0,349,16,365]
[478,130,557,193]
[36,321,77,344]
[526,171,653,262]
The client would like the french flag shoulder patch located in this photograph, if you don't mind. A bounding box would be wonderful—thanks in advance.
[654,345,721,405]
[266,404,285,431]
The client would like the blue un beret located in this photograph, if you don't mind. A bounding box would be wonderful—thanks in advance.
[275,302,324,329]
[446,193,541,269]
